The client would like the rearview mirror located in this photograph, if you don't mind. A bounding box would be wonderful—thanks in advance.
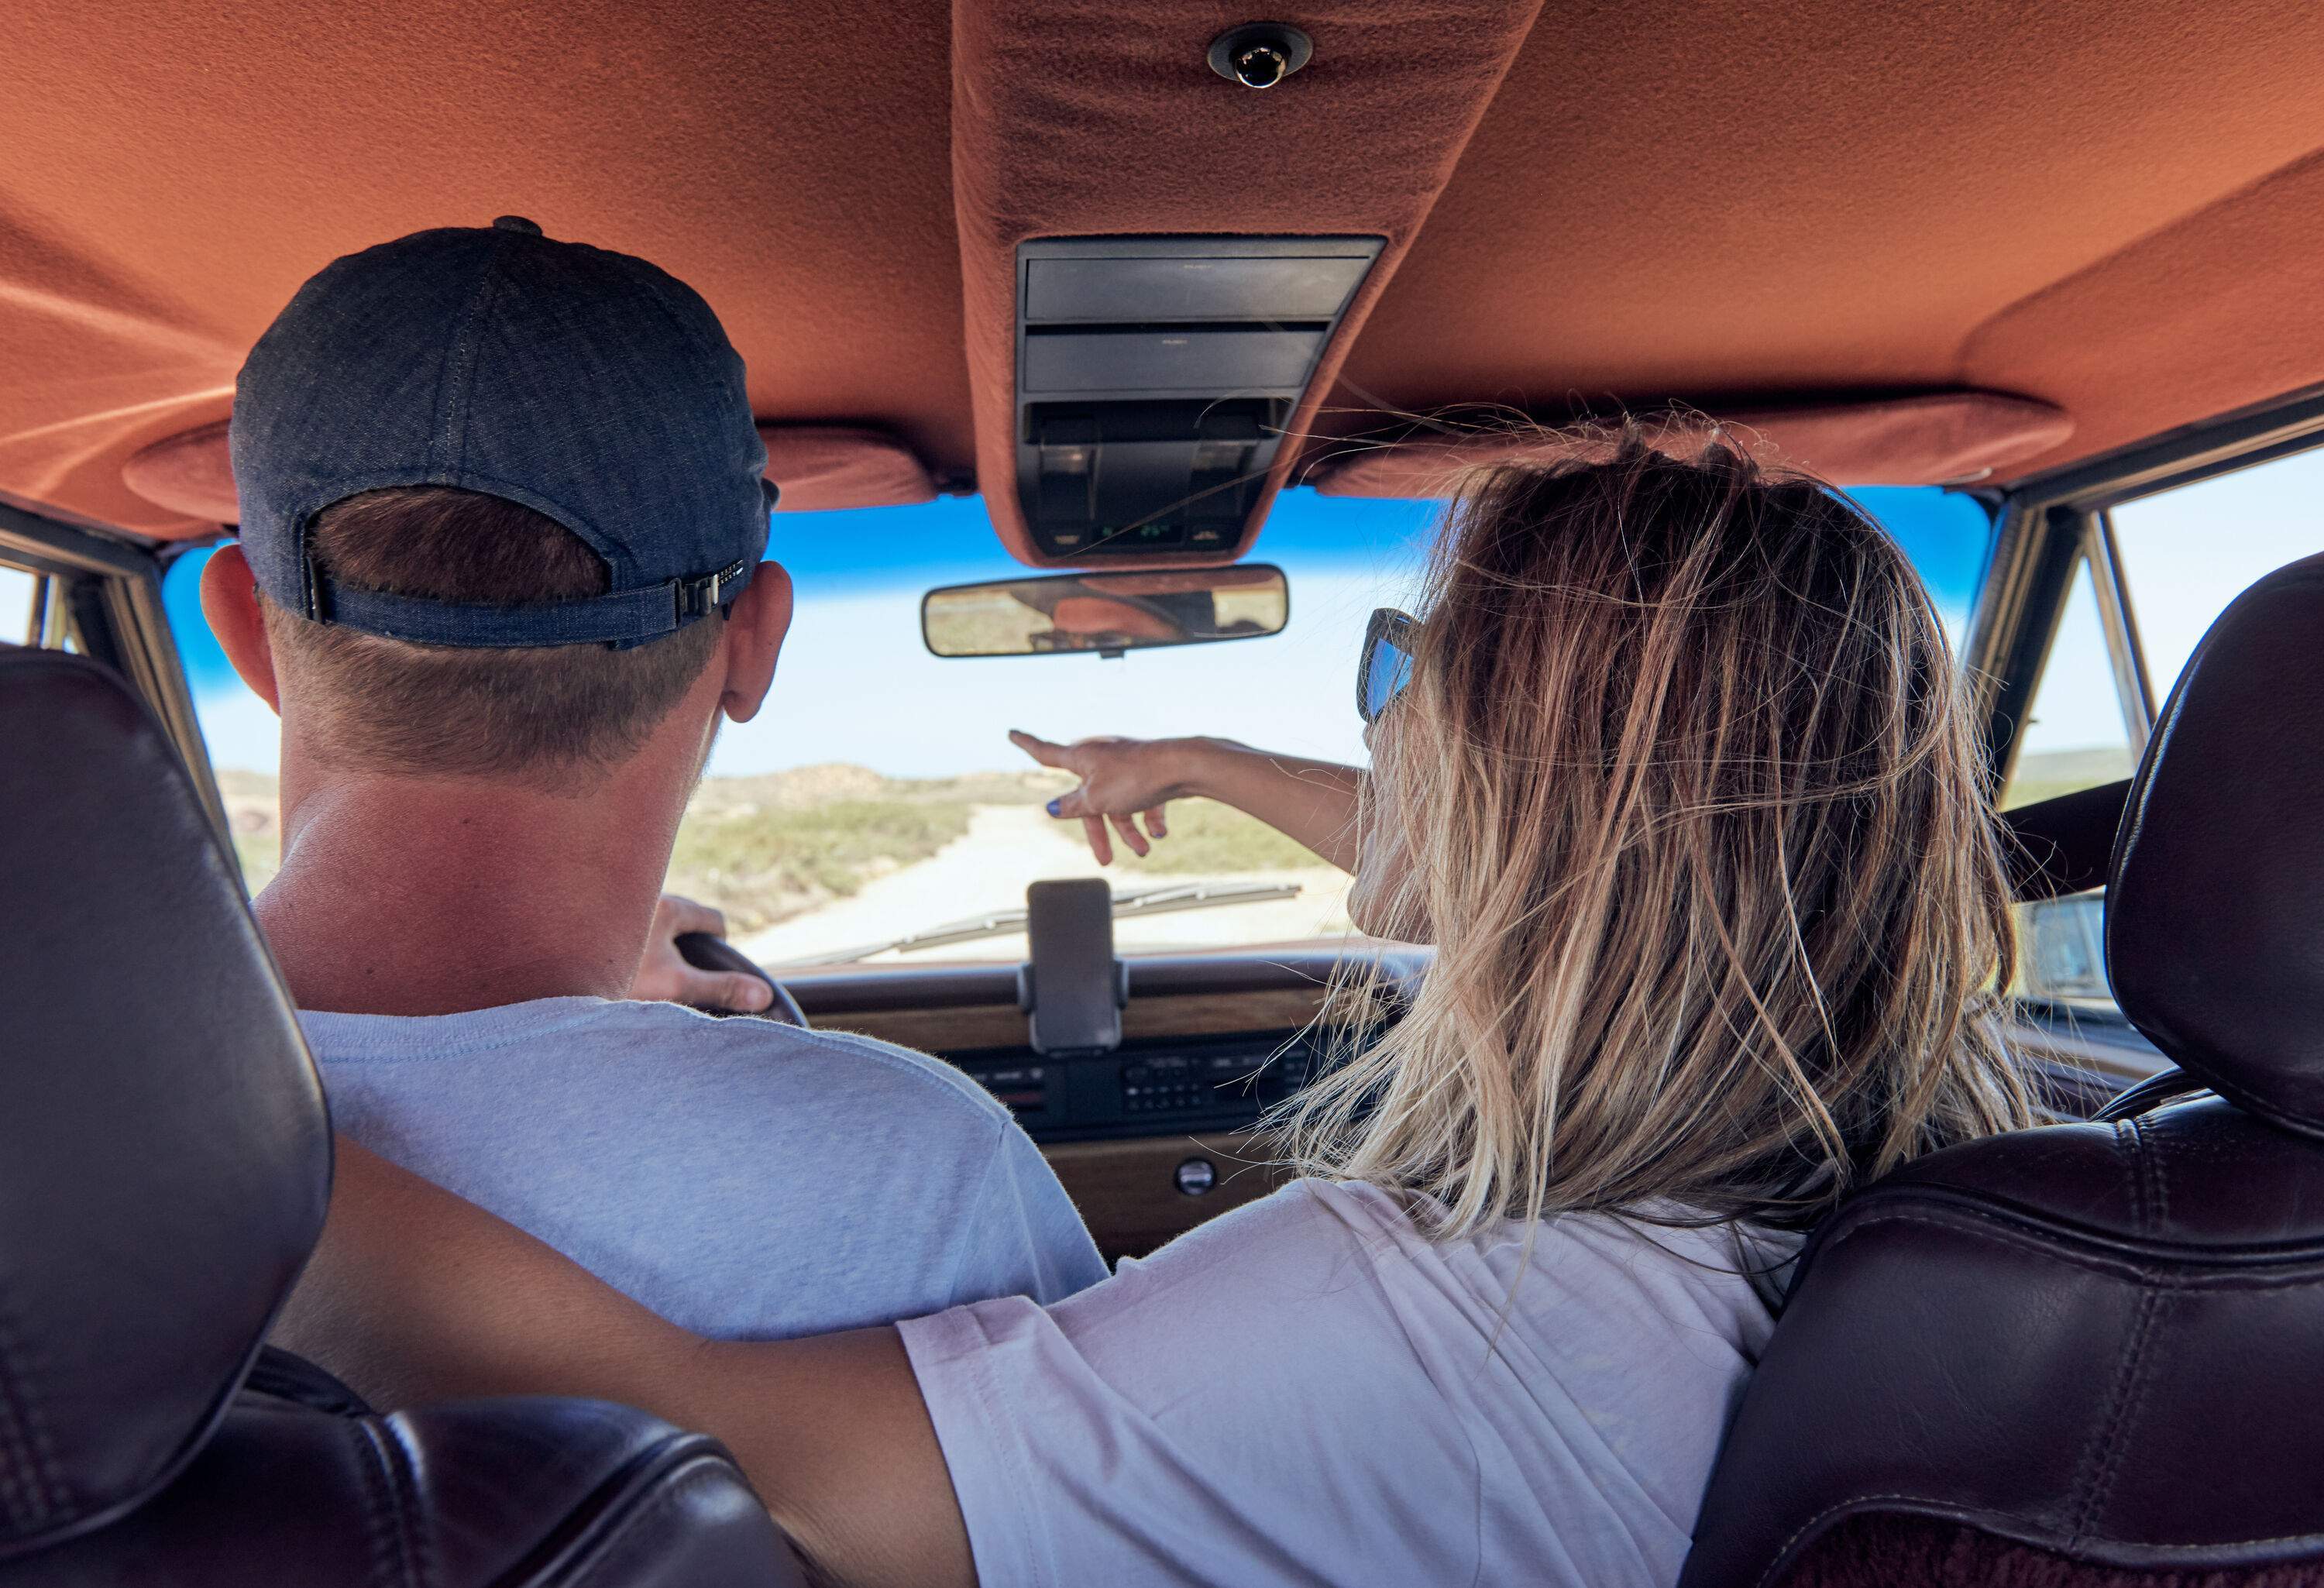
[920,565,1289,658]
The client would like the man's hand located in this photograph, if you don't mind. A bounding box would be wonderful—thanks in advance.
[630,893,773,1013]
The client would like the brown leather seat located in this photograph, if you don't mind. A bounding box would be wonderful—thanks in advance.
[0,647,804,1588]
[1679,554,2324,1587]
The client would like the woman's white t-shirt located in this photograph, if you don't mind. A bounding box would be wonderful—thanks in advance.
[896,1178,1800,1588]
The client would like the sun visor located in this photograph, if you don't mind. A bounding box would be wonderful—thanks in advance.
[755,425,937,512]
[1308,392,2074,495]
[121,420,937,531]
[117,418,239,538]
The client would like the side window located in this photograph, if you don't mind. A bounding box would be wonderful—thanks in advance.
[2001,554,2137,813]
[2108,445,2324,704]
[0,559,80,649]
[2006,545,2140,1012]
[2006,442,2324,1016]
[160,546,280,892]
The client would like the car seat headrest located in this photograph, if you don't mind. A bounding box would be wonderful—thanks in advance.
[2108,552,2324,1138]
[0,649,329,1555]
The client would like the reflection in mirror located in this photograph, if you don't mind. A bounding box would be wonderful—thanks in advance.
[922,564,1289,658]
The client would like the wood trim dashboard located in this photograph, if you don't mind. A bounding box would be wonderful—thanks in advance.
[782,947,2154,1260]
[782,947,2156,1262]
[785,947,1415,1261]
[1043,1130,1294,1263]
[784,947,1394,1044]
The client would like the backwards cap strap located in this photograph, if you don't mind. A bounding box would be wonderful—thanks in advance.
[307,557,753,649]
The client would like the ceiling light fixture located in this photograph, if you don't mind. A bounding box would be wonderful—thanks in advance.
[1207,22,1313,89]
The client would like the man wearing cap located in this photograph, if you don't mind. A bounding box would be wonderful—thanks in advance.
[200,218,1107,1337]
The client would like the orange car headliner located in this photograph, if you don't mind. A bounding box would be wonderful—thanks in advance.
[7,0,2324,554]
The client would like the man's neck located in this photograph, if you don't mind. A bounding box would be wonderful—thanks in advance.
[256,754,687,1016]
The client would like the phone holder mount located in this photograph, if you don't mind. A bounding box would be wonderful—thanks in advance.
[1017,877,1130,1055]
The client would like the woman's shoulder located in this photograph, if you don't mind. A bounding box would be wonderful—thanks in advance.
[1092,1177,1793,1330]
[1157,1175,1796,1267]
[1184,1181,1796,1368]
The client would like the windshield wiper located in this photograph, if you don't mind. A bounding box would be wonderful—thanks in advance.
[774,880,1304,968]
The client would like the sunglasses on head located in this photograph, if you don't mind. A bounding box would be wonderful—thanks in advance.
[1358,607,1419,726]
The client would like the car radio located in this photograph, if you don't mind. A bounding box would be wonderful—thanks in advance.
[947,1033,1318,1143]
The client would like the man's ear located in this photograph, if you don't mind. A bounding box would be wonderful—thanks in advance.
[717,560,793,724]
[198,544,283,713]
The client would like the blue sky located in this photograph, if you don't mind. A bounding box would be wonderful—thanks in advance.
[164,482,1991,778]
[2014,445,2324,756]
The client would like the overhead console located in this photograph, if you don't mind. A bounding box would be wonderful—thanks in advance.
[1014,236,1383,559]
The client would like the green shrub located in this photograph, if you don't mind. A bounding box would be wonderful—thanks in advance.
[666,797,975,930]
[1114,797,1325,875]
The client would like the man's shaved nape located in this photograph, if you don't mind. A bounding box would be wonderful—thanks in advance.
[258,487,723,787]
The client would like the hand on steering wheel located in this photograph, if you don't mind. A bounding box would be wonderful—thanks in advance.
[631,894,808,1025]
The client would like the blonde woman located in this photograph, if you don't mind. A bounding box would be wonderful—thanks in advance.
[288,435,2033,1588]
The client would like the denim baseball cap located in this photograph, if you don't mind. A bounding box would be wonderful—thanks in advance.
[231,216,775,648]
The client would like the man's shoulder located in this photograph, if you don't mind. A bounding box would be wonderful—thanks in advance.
[584,1000,1014,1123]
[305,996,1012,1133]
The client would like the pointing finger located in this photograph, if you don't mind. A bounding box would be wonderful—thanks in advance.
[1009,729,1071,769]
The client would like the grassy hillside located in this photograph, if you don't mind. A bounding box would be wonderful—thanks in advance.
[666,765,1074,930]
[208,763,1072,924]
[1113,796,1330,875]
[201,764,1329,926]
[674,765,1081,930]
[2003,747,2135,810]
[215,768,281,892]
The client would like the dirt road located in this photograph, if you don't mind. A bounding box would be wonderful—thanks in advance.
[735,803,1353,968]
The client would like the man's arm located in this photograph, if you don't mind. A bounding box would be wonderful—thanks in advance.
[277,1139,975,1588]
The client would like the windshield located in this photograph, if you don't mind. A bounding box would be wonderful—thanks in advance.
[163,483,1992,967]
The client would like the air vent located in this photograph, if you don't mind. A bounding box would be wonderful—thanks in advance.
[1015,236,1383,558]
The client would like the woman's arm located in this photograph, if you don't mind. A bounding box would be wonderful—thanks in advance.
[274,1139,975,1588]
[1009,730,1363,871]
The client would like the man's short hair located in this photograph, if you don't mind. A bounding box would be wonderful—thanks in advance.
[258,487,723,785]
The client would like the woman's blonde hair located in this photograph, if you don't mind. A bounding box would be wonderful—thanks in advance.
[1282,428,2032,1236]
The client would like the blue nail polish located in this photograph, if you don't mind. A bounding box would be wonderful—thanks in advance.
[1046,799,1061,816]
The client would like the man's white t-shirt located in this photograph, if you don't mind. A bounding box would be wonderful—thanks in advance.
[897,1178,1799,1588]
[308,997,1108,1338]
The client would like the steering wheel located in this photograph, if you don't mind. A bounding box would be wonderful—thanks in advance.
[674,931,811,1028]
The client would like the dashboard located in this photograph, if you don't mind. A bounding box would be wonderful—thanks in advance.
[784,930,2147,1263]
[787,947,1409,1261]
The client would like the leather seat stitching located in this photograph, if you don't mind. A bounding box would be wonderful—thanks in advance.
[2064,1284,2161,1541]
[0,1346,38,1530]
[1818,1203,2324,1286]
[0,1291,64,1531]
[1747,1492,2324,1588]
[349,1416,420,1588]
[2129,1115,2164,1236]
[562,1468,709,1587]
[2088,1288,2174,1545]
[378,1418,439,1588]
[2114,1119,2145,1233]
[2139,1115,2172,1229]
